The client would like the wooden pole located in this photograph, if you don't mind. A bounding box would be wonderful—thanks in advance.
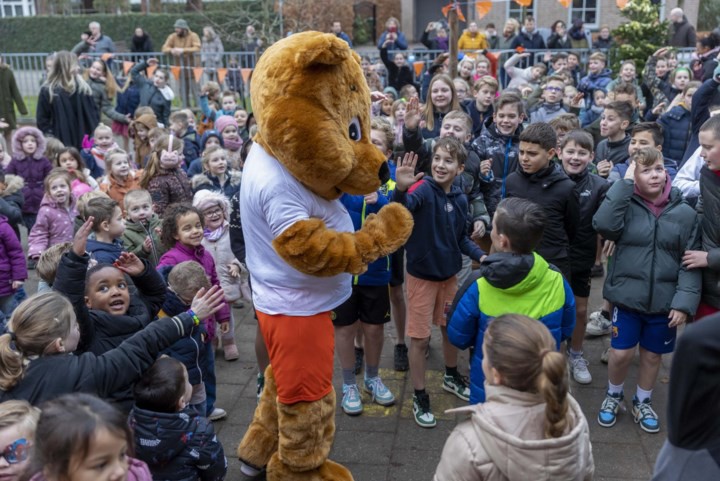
[448,7,459,79]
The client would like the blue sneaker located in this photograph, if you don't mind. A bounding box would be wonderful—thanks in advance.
[598,391,624,428]
[364,376,395,406]
[341,384,363,416]
[632,397,660,433]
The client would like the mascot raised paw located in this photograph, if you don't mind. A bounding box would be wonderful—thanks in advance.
[236,32,413,481]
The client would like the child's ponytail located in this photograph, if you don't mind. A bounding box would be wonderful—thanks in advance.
[0,331,25,391]
[537,349,570,438]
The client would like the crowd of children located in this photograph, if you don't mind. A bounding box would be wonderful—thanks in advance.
[0,21,720,480]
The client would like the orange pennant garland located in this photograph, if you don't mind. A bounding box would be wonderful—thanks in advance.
[413,61,425,77]
[441,2,466,23]
[123,61,134,75]
[100,52,113,61]
[514,0,532,6]
[241,68,253,83]
[146,64,157,77]
[557,0,572,7]
[170,66,181,80]
[475,1,492,19]
[216,68,227,84]
[193,67,204,83]
[616,0,629,7]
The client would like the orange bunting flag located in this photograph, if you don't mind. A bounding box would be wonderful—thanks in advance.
[170,66,181,81]
[100,52,113,61]
[241,68,253,83]
[216,68,228,84]
[413,61,425,77]
[146,64,158,77]
[514,0,532,6]
[558,0,572,6]
[475,1,492,19]
[616,0,629,8]
[441,2,466,22]
[193,67,204,83]
[123,61,134,75]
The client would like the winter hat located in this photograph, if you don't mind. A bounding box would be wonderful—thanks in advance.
[174,19,190,30]
[193,189,231,220]
[201,130,225,149]
[215,116,238,135]
[383,86,398,100]
[11,126,47,160]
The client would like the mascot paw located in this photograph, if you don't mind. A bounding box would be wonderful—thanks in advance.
[357,202,414,261]
[267,453,354,481]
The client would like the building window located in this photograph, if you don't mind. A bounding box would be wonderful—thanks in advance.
[507,1,537,22]
[570,0,599,27]
[0,0,30,17]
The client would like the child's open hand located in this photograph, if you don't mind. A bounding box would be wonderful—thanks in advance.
[395,152,424,192]
[624,160,636,181]
[73,217,94,256]
[142,236,153,253]
[190,285,225,320]
[596,159,613,178]
[404,96,422,131]
[114,252,145,277]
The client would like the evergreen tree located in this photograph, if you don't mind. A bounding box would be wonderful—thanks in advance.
[610,0,669,74]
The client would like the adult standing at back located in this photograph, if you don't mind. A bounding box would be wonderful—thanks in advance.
[240,25,262,68]
[510,15,546,65]
[0,58,28,152]
[71,21,115,55]
[668,8,697,48]
[498,19,520,88]
[377,17,408,50]
[35,51,99,151]
[162,19,201,108]
[331,21,353,48]
[130,27,154,62]
[201,27,224,83]
[458,22,488,55]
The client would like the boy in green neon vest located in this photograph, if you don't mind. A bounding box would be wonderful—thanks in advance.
[447,197,576,404]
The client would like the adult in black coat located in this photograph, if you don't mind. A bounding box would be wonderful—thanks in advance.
[510,16,546,66]
[547,21,572,50]
[35,51,99,150]
[380,45,416,92]
[130,27,154,62]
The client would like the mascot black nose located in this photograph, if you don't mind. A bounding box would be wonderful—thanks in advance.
[379,162,390,184]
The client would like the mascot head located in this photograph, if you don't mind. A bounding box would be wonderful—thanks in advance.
[250,31,389,200]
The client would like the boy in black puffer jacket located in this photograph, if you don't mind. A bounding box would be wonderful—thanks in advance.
[130,357,227,481]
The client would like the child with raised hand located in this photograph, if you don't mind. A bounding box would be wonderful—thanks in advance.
[594,147,701,434]
[577,51,612,108]
[22,394,150,481]
[141,135,193,217]
[608,122,679,183]
[0,286,224,405]
[81,123,118,177]
[157,203,232,421]
[191,146,242,199]
[130,357,227,481]
[435,314,593,481]
[98,148,143,210]
[0,401,39,481]
[200,88,239,123]
[54,147,98,198]
[27,169,77,263]
[7,127,52,231]
[121,189,165,268]
[192,192,241,361]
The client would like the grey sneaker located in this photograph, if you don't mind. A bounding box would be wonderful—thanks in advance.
[600,347,611,364]
[569,353,592,384]
[587,311,612,336]
[209,407,227,421]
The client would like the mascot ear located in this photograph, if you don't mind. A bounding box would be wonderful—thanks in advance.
[294,33,352,68]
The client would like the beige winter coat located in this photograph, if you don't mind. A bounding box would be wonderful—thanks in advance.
[434,385,594,481]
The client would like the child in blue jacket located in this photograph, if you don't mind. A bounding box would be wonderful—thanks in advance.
[447,197,575,404]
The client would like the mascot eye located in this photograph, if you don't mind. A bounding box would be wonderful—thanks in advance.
[348,117,361,142]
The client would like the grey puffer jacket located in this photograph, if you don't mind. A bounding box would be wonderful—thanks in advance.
[698,167,720,308]
[593,179,701,315]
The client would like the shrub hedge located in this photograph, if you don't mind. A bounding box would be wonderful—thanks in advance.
[0,12,239,53]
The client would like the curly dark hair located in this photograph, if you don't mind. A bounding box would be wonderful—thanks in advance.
[160,203,205,249]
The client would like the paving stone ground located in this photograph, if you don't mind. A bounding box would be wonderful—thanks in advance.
[211,273,672,481]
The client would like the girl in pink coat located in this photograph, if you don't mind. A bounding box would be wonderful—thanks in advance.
[27,169,78,261]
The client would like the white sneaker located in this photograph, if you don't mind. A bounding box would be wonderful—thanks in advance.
[586,311,612,336]
[569,353,592,384]
[209,407,227,421]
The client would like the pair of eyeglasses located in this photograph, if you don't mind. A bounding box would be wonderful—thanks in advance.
[203,208,223,218]
[545,86,563,92]
[2,438,29,464]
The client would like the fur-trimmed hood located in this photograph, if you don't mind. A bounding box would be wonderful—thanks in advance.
[191,170,241,191]
[0,174,25,198]
[192,188,231,220]
[11,126,47,160]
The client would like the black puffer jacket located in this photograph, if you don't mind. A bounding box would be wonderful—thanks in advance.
[593,179,701,315]
[0,313,196,406]
[505,163,578,264]
[379,46,415,92]
[698,167,720,309]
[129,406,227,481]
[568,168,609,273]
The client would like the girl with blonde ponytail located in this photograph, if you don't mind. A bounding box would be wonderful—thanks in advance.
[435,314,594,481]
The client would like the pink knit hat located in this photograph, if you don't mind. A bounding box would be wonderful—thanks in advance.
[214,115,238,134]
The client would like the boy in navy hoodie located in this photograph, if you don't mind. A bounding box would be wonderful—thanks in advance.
[84,196,126,264]
[392,137,485,429]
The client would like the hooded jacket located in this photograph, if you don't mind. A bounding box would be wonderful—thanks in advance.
[86,238,125,265]
[658,105,693,165]
[608,156,679,184]
[568,168,609,273]
[187,130,225,177]
[31,458,152,481]
[0,312,196,406]
[697,167,720,309]
[99,170,144,211]
[122,214,166,268]
[593,179,701,315]
[130,61,173,127]
[392,178,484,282]
[0,174,25,238]
[448,253,575,403]
[191,170,242,199]
[470,123,522,217]
[577,68,613,103]
[8,127,53,215]
[27,194,78,259]
[595,135,632,172]
[505,163,579,263]
[129,406,227,481]
[0,215,27,297]
[434,385,593,481]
